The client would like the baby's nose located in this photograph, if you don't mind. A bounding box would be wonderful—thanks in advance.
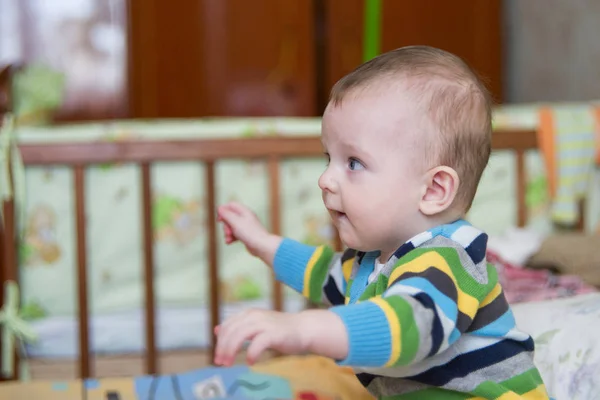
[318,169,336,193]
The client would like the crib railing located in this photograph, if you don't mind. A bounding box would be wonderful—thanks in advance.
[1,135,340,380]
[0,130,555,381]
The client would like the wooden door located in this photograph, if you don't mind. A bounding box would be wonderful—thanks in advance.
[128,0,207,118]
[129,0,317,118]
[324,0,503,102]
[200,0,317,117]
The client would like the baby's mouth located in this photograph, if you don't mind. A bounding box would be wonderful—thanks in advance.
[332,210,347,220]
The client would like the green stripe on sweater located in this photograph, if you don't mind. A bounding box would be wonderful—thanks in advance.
[466,368,544,398]
[384,295,419,366]
[382,387,472,400]
[307,246,335,303]
[358,274,389,302]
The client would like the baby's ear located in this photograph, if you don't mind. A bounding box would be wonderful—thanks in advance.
[419,166,459,216]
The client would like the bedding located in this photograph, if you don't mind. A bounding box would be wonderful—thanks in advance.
[512,292,600,400]
[10,113,600,360]
[487,250,597,304]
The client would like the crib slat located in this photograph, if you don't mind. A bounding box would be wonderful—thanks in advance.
[268,157,283,312]
[1,198,19,380]
[141,163,157,374]
[74,165,91,378]
[515,149,527,227]
[205,161,220,362]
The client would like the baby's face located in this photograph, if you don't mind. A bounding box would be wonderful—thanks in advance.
[319,87,429,258]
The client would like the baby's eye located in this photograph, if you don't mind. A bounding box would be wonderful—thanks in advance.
[324,152,330,165]
[348,158,365,171]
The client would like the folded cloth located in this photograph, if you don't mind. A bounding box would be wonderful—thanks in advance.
[487,250,597,304]
[487,227,545,266]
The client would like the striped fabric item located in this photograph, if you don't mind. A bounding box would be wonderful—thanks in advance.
[273,220,549,399]
[538,105,599,226]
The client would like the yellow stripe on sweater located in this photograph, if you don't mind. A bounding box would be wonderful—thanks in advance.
[342,257,354,304]
[480,281,502,308]
[387,252,479,319]
[521,384,550,400]
[302,246,324,297]
[496,392,523,399]
[370,297,401,367]
[342,257,354,282]
[494,385,548,400]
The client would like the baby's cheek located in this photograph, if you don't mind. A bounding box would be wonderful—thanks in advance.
[370,211,399,236]
[353,213,381,240]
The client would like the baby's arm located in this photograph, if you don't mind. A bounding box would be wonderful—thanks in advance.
[217,202,351,306]
[328,247,494,369]
[272,239,354,306]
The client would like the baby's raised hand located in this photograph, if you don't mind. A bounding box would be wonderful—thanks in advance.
[217,202,281,264]
[217,202,266,250]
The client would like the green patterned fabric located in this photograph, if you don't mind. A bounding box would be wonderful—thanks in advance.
[12,64,64,125]
[0,281,37,380]
[0,114,25,233]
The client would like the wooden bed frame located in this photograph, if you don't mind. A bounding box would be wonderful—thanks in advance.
[0,65,587,382]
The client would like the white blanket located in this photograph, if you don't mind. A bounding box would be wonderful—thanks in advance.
[513,293,600,400]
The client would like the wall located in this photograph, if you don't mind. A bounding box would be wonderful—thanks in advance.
[504,0,600,102]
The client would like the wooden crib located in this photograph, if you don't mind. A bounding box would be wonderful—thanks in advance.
[0,64,587,382]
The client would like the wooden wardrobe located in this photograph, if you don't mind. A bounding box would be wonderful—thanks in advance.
[7,0,504,120]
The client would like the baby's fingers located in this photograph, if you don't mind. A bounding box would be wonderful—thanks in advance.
[215,326,257,366]
[216,204,239,222]
[225,202,251,216]
[217,211,237,243]
[218,203,246,220]
[223,223,233,236]
[246,333,272,365]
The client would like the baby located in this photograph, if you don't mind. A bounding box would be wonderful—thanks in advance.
[215,46,549,399]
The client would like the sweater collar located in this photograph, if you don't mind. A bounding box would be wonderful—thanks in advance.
[360,219,487,265]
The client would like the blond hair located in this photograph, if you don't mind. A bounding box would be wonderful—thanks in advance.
[329,45,493,212]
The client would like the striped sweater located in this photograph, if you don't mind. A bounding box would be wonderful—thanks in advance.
[273,220,550,399]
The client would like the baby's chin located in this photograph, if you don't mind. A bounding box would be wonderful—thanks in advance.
[337,233,376,253]
[334,217,386,252]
